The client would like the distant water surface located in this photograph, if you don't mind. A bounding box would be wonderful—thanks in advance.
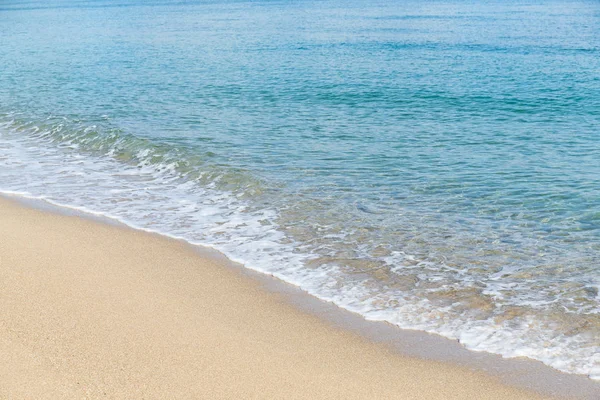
[1,0,600,379]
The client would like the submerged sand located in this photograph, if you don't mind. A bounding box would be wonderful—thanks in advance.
[0,197,548,399]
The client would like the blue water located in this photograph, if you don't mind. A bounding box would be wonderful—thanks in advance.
[1,0,600,379]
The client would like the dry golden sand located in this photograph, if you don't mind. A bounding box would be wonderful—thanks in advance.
[0,197,548,399]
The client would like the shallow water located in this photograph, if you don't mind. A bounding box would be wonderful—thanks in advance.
[1,0,599,379]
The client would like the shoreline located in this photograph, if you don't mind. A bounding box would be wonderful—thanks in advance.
[0,195,596,399]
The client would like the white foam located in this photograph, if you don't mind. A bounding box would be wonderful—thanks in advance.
[0,121,598,381]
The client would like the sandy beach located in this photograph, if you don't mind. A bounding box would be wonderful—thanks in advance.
[0,196,550,399]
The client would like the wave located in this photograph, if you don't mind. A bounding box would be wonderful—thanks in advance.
[1,111,599,380]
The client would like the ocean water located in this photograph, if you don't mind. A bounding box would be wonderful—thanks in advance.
[1,0,600,379]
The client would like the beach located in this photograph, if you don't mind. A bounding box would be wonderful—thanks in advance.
[0,196,554,399]
[2,0,600,381]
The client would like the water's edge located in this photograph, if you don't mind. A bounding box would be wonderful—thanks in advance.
[3,192,599,400]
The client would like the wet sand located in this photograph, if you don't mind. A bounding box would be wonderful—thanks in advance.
[0,197,549,399]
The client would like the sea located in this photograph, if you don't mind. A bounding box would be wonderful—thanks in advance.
[1,0,599,380]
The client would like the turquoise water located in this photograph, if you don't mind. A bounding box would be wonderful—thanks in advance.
[1,0,600,378]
